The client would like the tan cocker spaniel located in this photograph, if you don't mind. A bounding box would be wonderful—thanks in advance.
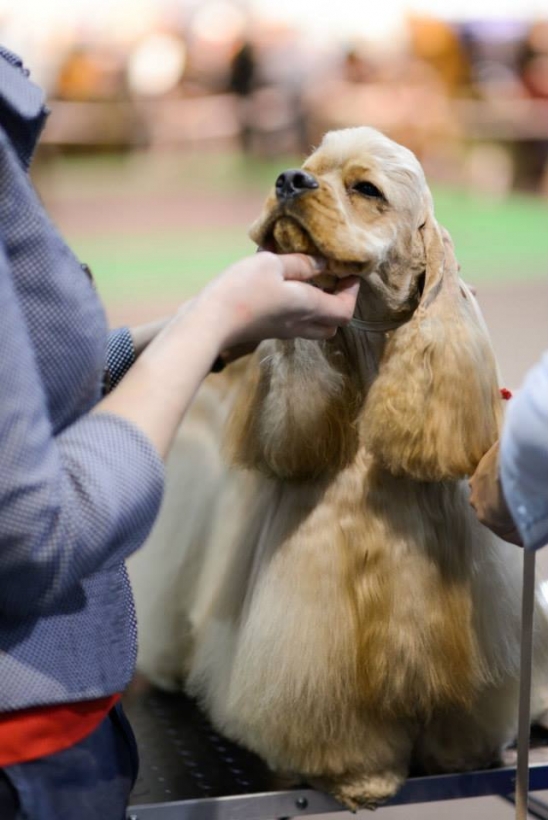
[129,127,548,810]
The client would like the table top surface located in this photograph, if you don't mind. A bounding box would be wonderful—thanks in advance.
[124,686,548,814]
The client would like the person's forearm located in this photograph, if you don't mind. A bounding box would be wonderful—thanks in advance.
[96,299,225,458]
[129,316,256,369]
[96,251,360,458]
[129,316,172,358]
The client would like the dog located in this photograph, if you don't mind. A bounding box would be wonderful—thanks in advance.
[129,126,548,810]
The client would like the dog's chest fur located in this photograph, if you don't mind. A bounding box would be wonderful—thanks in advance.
[227,454,485,712]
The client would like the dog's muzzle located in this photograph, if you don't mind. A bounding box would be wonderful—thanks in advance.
[275,169,319,202]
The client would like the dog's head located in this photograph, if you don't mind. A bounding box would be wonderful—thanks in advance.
[229,127,502,482]
[249,126,429,315]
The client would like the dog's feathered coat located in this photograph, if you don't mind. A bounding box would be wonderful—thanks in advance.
[129,127,548,810]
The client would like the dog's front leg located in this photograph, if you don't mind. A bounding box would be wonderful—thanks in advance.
[306,714,416,812]
[415,678,520,775]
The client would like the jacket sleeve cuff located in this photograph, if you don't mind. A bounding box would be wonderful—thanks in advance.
[104,328,136,394]
[500,465,548,551]
[500,354,548,551]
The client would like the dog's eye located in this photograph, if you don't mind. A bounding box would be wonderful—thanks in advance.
[353,181,384,200]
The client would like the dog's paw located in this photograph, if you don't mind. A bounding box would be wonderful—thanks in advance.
[311,769,405,812]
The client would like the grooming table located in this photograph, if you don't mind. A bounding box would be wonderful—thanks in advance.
[124,686,548,819]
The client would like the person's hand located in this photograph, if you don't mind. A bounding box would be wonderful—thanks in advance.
[193,251,360,349]
[469,441,523,546]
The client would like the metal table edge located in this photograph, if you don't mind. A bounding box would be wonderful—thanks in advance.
[127,760,548,819]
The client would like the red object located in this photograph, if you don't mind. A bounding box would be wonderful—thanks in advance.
[500,388,513,400]
[0,693,120,766]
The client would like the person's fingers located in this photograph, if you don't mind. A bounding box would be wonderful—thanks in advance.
[302,276,360,325]
[332,275,361,302]
[277,252,326,282]
[322,277,360,323]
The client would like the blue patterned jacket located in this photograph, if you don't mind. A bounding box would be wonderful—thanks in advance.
[0,47,165,710]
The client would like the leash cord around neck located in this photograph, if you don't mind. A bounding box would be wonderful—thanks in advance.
[349,316,410,333]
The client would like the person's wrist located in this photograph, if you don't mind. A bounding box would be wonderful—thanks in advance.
[193,281,251,351]
[172,290,237,362]
[130,316,171,358]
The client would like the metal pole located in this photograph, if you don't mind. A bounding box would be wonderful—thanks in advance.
[516,549,537,820]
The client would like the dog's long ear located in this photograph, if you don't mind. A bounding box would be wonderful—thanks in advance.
[363,210,502,482]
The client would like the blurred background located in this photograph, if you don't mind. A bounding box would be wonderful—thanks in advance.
[2,4,547,817]
[1,0,546,391]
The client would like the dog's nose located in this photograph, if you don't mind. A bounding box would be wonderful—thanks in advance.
[275,169,319,201]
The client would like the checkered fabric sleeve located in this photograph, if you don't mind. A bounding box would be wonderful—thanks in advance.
[104,328,136,394]
[0,241,165,617]
[0,43,164,706]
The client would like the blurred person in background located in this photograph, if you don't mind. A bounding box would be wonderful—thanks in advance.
[470,350,548,551]
[515,19,548,192]
[407,15,471,96]
[341,46,375,84]
[228,38,258,154]
[0,44,359,820]
[55,43,128,102]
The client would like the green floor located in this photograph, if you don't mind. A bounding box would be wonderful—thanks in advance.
[36,151,548,303]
